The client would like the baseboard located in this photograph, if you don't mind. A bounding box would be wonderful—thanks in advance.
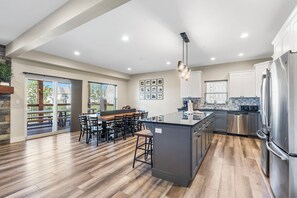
[10,136,26,143]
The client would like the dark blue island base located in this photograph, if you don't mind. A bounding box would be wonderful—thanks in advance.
[142,112,214,187]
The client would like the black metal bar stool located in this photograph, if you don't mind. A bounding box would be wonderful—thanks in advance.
[132,130,153,168]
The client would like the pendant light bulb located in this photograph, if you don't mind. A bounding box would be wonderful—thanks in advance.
[177,61,185,72]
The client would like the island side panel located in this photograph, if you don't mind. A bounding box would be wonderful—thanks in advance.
[150,123,192,186]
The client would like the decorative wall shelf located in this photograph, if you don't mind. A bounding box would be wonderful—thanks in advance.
[0,86,14,94]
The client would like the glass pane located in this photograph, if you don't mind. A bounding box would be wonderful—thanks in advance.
[57,82,71,131]
[88,83,101,112]
[102,84,116,111]
[27,80,54,136]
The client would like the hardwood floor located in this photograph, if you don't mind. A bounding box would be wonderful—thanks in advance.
[0,132,273,198]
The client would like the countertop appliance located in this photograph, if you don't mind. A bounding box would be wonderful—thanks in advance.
[257,70,271,177]
[227,105,260,136]
[267,51,297,198]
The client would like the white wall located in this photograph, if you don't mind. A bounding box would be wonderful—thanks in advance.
[127,70,182,117]
[127,58,270,116]
[11,58,128,142]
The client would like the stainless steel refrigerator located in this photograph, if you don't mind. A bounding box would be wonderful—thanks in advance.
[267,51,297,198]
[257,69,270,177]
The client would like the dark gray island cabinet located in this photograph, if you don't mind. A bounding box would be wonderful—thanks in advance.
[142,112,214,186]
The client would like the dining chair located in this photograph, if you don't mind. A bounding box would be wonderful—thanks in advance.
[124,115,135,137]
[110,116,125,143]
[78,115,89,143]
[87,116,103,146]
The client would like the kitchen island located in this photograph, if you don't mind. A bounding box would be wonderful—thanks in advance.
[142,111,214,186]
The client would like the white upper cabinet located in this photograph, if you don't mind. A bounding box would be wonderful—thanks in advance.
[254,61,271,97]
[229,71,256,98]
[292,13,297,52]
[229,73,242,97]
[180,71,202,98]
[272,6,297,59]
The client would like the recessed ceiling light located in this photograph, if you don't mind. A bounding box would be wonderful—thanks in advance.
[240,33,249,38]
[210,57,216,61]
[166,61,171,65]
[238,53,244,56]
[122,35,129,42]
[127,67,132,71]
[74,51,80,56]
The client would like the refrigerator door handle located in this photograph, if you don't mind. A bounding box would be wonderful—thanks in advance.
[266,142,289,161]
[256,130,266,140]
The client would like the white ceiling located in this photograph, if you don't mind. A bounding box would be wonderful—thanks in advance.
[4,0,297,74]
[0,0,68,45]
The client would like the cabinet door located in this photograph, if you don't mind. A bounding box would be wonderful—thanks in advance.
[241,71,256,97]
[292,15,297,53]
[274,40,282,60]
[190,71,202,98]
[192,135,198,175]
[255,63,269,97]
[229,73,242,97]
[180,79,190,98]
[282,26,291,54]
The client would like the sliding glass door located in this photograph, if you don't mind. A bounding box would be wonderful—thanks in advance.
[26,75,72,137]
[88,82,117,113]
[27,79,54,136]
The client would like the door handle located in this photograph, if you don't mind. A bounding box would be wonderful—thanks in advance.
[266,142,289,161]
[256,130,266,140]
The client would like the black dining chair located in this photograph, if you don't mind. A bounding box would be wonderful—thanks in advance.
[87,116,103,146]
[124,115,136,137]
[110,116,125,143]
[78,115,89,143]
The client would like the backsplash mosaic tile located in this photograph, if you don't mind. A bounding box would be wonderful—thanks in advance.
[182,97,260,110]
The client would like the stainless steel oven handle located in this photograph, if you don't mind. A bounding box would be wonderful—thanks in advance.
[256,130,266,140]
[266,142,289,161]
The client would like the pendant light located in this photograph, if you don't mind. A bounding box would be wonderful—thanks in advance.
[177,32,191,81]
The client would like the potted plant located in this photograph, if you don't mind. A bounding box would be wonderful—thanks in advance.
[0,63,12,86]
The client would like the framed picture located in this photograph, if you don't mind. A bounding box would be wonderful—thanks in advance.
[151,79,157,86]
[145,87,151,93]
[157,86,163,92]
[139,94,145,100]
[151,93,157,100]
[140,86,145,93]
[145,80,151,86]
[145,94,151,100]
[151,86,157,92]
[157,78,164,85]
[157,93,163,100]
[139,80,145,86]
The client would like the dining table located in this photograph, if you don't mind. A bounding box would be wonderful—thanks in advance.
[88,111,142,141]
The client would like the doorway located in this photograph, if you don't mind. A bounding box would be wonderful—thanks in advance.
[26,75,71,138]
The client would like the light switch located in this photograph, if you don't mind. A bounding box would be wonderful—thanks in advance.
[155,128,162,134]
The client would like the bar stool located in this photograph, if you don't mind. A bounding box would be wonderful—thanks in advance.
[132,130,153,168]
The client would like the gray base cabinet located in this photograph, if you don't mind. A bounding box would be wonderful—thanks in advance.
[148,113,214,186]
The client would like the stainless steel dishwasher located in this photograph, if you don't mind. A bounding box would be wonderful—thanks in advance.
[227,112,249,135]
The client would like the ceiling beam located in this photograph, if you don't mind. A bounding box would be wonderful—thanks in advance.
[17,51,131,80]
[6,0,130,57]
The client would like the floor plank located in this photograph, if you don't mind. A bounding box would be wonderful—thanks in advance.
[0,132,272,198]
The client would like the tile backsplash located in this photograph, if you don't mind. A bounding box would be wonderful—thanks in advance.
[183,97,260,110]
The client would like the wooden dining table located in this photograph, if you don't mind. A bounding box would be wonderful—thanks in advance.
[88,111,142,140]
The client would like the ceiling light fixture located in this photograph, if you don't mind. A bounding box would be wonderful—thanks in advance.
[122,35,129,42]
[177,32,191,81]
[211,57,216,61]
[127,67,132,71]
[166,61,171,65]
[238,53,244,56]
[240,33,249,38]
[74,51,80,56]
